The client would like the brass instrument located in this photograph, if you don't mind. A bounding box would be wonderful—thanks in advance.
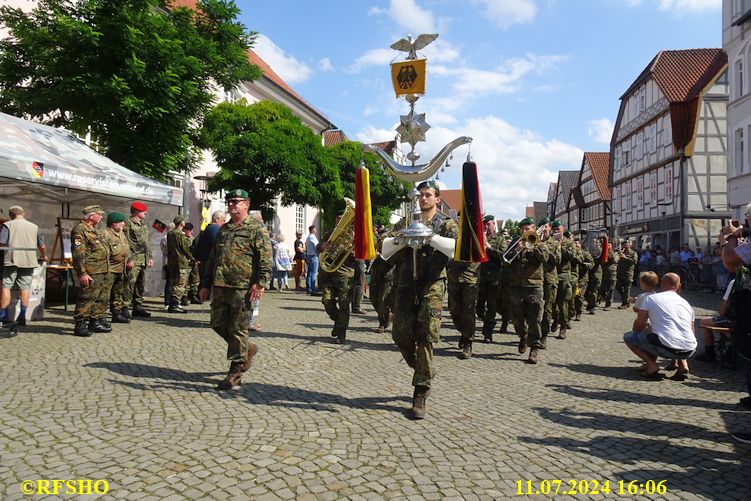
[583,226,609,263]
[320,198,356,273]
[502,228,541,264]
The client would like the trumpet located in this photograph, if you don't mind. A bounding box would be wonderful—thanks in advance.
[502,228,541,264]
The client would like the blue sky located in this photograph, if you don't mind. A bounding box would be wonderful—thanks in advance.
[240,0,721,222]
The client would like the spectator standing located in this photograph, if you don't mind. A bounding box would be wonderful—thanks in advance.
[0,205,46,326]
[274,234,291,290]
[268,232,278,290]
[293,231,305,290]
[124,202,153,319]
[305,225,320,295]
[194,210,225,291]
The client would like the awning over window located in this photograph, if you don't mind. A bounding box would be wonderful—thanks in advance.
[0,112,183,206]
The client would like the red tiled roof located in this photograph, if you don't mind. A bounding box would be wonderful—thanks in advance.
[583,152,611,201]
[322,130,348,147]
[440,189,462,212]
[370,140,397,155]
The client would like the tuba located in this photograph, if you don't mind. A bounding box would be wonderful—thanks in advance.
[320,198,356,273]
[583,226,609,263]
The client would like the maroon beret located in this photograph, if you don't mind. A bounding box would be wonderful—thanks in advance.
[131,201,148,212]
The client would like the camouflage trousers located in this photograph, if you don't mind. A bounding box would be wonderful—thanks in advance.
[479,278,500,337]
[510,285,544,348]
[601,273,617,305]
[392,280,444,388]
[210,286,252,363]
[542,281,558,339]
[74,272,111,321]
[554,279,573,328]
[188,264,200,296]
[170,267,189,305]
[585,271,602,310]
[109,271,127,315]
[575,277,588,315]
[369,273,394,327]
[321,271,353,331]
[447,279,478,341]
[498,283,511,324]
[124,262,147,308]
[352,261,365,310]
[615,272,634,306]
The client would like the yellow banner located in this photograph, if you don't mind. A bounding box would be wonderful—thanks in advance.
[390,59,426,97]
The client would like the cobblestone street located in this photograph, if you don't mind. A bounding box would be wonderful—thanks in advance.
[1,289,749,500]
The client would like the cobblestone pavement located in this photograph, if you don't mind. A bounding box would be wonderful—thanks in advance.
[1,288,749,500]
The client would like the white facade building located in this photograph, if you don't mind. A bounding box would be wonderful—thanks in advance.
[610,49,729,251]
[724,0,751,219]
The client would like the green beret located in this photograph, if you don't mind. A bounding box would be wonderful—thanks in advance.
[564,230,571,238]
[173,215,185,226]
[483,215,495,223]
[519,217,534,226]
[551,220,562,229]
[107,212,126,225]
[416,180,440,195]
[225,188,249,199]
[537,217,550,226]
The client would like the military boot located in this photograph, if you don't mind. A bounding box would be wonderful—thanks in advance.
[411,386,431,419]
[132,306,151,318]
[574,313,581,321]
[189,295,202,305]
[518,333,528,354]
[88,318,109,333]
[180,296,189,306]
[99,318,112,332]
[527,347,539,364]
[74,320,92,337]
[558,327,567,340]
[539,335,547,350]
[217,362,243,390]
[550,322,558,333]
[459,340,472,359]
[121,307,132,319]
[112,312,130,323]
[241,343,258,372]
[167,301,186,314]
[335,329,346,345]
[499,320,509,334]
[482,329,493,344]
[603,301,611,311]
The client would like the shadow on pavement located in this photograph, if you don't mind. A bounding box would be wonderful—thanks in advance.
[521,408,750,499]
[84,361,410,415]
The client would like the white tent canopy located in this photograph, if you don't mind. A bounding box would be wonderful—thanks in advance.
[0,112,182,205]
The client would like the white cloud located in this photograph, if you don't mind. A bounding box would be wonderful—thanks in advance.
[626,0,720,12]
[385,0,439,33]
[348,48,394,73]
[355,126,398,144]
[587,118,614,144]
[361,115,582,221]
[318,57,334,72]
[472,0,538,29]
[253,34,313,84]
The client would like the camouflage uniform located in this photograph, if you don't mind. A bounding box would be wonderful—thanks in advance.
[317,230,355,341]
[554,238,580,335]
[391,214,457,388]
[167,227,193,305]
[204,215,272,363]
[615,247,638,306]
[575,249,594,318]
[351,259,366,312]
[71,223,110,322]
[101,226,131,316]
[601,251,620,308]
[506,241,549,350]
[541,238,561,345]
[585,259,603,313]
[479,232,508,339]
[369,256,394,330]
[124,216,151,310]
[447,261,480,345]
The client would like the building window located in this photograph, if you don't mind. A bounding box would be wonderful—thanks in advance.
[623,148,630,166]
[295,205,304,234]
[636,132,643,158]
[736,58,744,99]
[734,0,747,17]
[665,165,673,200]
[737,127,746,174]
[650,171,657,205]
[224,87,242,103]
[639,87,646,112]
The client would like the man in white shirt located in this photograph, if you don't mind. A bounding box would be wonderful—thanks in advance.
[305,225,320,296]
[623,272,696,379]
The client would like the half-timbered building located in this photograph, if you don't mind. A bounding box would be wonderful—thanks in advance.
[552,171,580,228]
[571,152,611,235]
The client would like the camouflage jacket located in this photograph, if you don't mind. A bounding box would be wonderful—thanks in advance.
[557,238,580,281]
[125,216,152,266]
[505,240,549,287]
[542,239,561,284]
[479,232,509,283]
[167,228,193,270]
[392,213,458,289]
[205,215,272,289]
[603,251,620,276]
[102,227,131,273]
[71,222,109,276]
[578,249,595,280]
[446,261,480,284]
[616,248,638,275]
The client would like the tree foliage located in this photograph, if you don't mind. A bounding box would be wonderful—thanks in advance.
[0,0,259,178]
[503,219,520,240]
[199,99,342,220]
[322,141,410,232]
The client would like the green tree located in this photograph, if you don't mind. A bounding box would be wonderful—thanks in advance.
[199,99,342,219]
[503,219,520,240]
[322,141,410,232]
[0,0,259,178]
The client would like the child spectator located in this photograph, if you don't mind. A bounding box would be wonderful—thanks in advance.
[633,271,660,313]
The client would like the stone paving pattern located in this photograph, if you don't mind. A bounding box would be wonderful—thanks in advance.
[1,288,749,500]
